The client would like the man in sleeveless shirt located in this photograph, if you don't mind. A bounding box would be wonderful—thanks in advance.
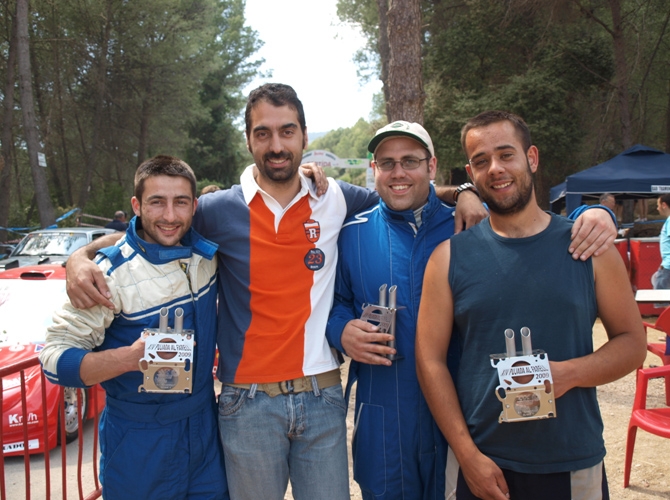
[416,110,646,500]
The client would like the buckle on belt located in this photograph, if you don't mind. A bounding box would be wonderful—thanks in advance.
[279,379,295,394]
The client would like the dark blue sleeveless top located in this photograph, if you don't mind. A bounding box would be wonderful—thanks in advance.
[449,214,604,473]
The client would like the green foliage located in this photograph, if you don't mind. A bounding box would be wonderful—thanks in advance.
[337,168,367,187]
[0,0,263,227]
[422,0,620,205]
[309,117,384,158]
[370,92,387,122]
[339,0,669,207]
[306,116,380,187]
[336,0,380,82]
[82,183,130,220]
[185,0,264,188]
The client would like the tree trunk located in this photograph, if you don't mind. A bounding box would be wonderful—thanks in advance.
[137,74,154,165]
[31,11,67,209]
[0,9,18,242]
[46,3,74,207]
[575,0,635,221]
[609,0,634,222]
[376,0,391,121]
[77,1,112,208]
[384,0,424,123]
[16,0,55,228]
[12,142,24,207]
[609,0,632,149]
[54,50,74,206]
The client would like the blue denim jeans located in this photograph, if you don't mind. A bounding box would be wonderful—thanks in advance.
[652,266,670,289]
[218,382,349,500]
[651,266,670,308]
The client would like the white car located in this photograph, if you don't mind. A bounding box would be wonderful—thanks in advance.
[0,264,106,455]
[0,227,116,270]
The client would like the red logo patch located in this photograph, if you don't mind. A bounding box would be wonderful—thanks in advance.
[303,219,321,243]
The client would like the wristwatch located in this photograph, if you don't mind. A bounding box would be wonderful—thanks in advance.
[453,182,479,203]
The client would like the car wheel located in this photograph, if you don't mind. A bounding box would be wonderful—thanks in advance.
[57,387,88,444]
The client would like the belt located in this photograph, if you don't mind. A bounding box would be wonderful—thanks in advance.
[226,369,341,398]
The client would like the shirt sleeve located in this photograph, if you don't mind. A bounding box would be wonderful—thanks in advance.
[336,180,380,219]
[39,271,118,388]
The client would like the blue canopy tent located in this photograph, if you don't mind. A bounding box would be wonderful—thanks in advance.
[550,144,670,214]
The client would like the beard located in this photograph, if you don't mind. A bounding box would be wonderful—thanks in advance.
[479,161,534,215]
[255,151,300,184]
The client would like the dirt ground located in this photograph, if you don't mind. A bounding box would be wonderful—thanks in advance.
[287,318,670,499]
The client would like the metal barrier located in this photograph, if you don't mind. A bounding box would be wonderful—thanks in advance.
[0,355,102,500]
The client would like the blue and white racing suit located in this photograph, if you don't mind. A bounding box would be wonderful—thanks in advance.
[40,217,228,500]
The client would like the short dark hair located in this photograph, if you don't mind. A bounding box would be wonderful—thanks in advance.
[245,83,306,137]
[658,193,670,206]
[134,155,197,201]
[460,110,532,156]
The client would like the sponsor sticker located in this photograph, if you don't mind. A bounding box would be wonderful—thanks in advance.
[3,439,39,453]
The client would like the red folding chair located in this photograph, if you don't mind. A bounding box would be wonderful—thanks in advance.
[642,308,670,405]
[624,364,670,487]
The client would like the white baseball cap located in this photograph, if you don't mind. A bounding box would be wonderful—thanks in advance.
[368,120,435,157]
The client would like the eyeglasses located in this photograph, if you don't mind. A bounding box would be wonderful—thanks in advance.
[373,157,430,172]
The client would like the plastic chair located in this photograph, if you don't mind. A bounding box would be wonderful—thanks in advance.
[642,308,670,405]
[624,364,670,488]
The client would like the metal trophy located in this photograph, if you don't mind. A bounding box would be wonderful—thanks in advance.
[489,327,556,423]
[138,307,194,393]
[360,284,402,361]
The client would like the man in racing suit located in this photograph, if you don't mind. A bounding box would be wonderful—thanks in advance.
[40,155,227,500]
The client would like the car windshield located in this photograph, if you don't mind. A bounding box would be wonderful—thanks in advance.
[11,232,88,257]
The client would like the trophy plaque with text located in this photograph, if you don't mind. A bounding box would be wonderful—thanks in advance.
[360,284,401,361]
[490,327,556,423]
[138,307,194,393]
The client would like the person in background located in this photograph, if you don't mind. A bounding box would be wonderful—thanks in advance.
[599,193,621,226]
[416,110,646,500]
[652,193,670,290]
[637,198,648,222]
[105,210,128,231]
[599,193,616,212]
[201,184,221,195]
[40,156,227,500]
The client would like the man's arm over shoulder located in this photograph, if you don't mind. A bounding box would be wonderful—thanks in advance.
[416,241,510,500]
[66,232,124,309]
[434,187,488,234]
[335,180,380,218]
[549,246,647,398]
[567,205,617,261]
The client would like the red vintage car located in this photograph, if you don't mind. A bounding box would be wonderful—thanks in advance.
[0,264,105,456]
